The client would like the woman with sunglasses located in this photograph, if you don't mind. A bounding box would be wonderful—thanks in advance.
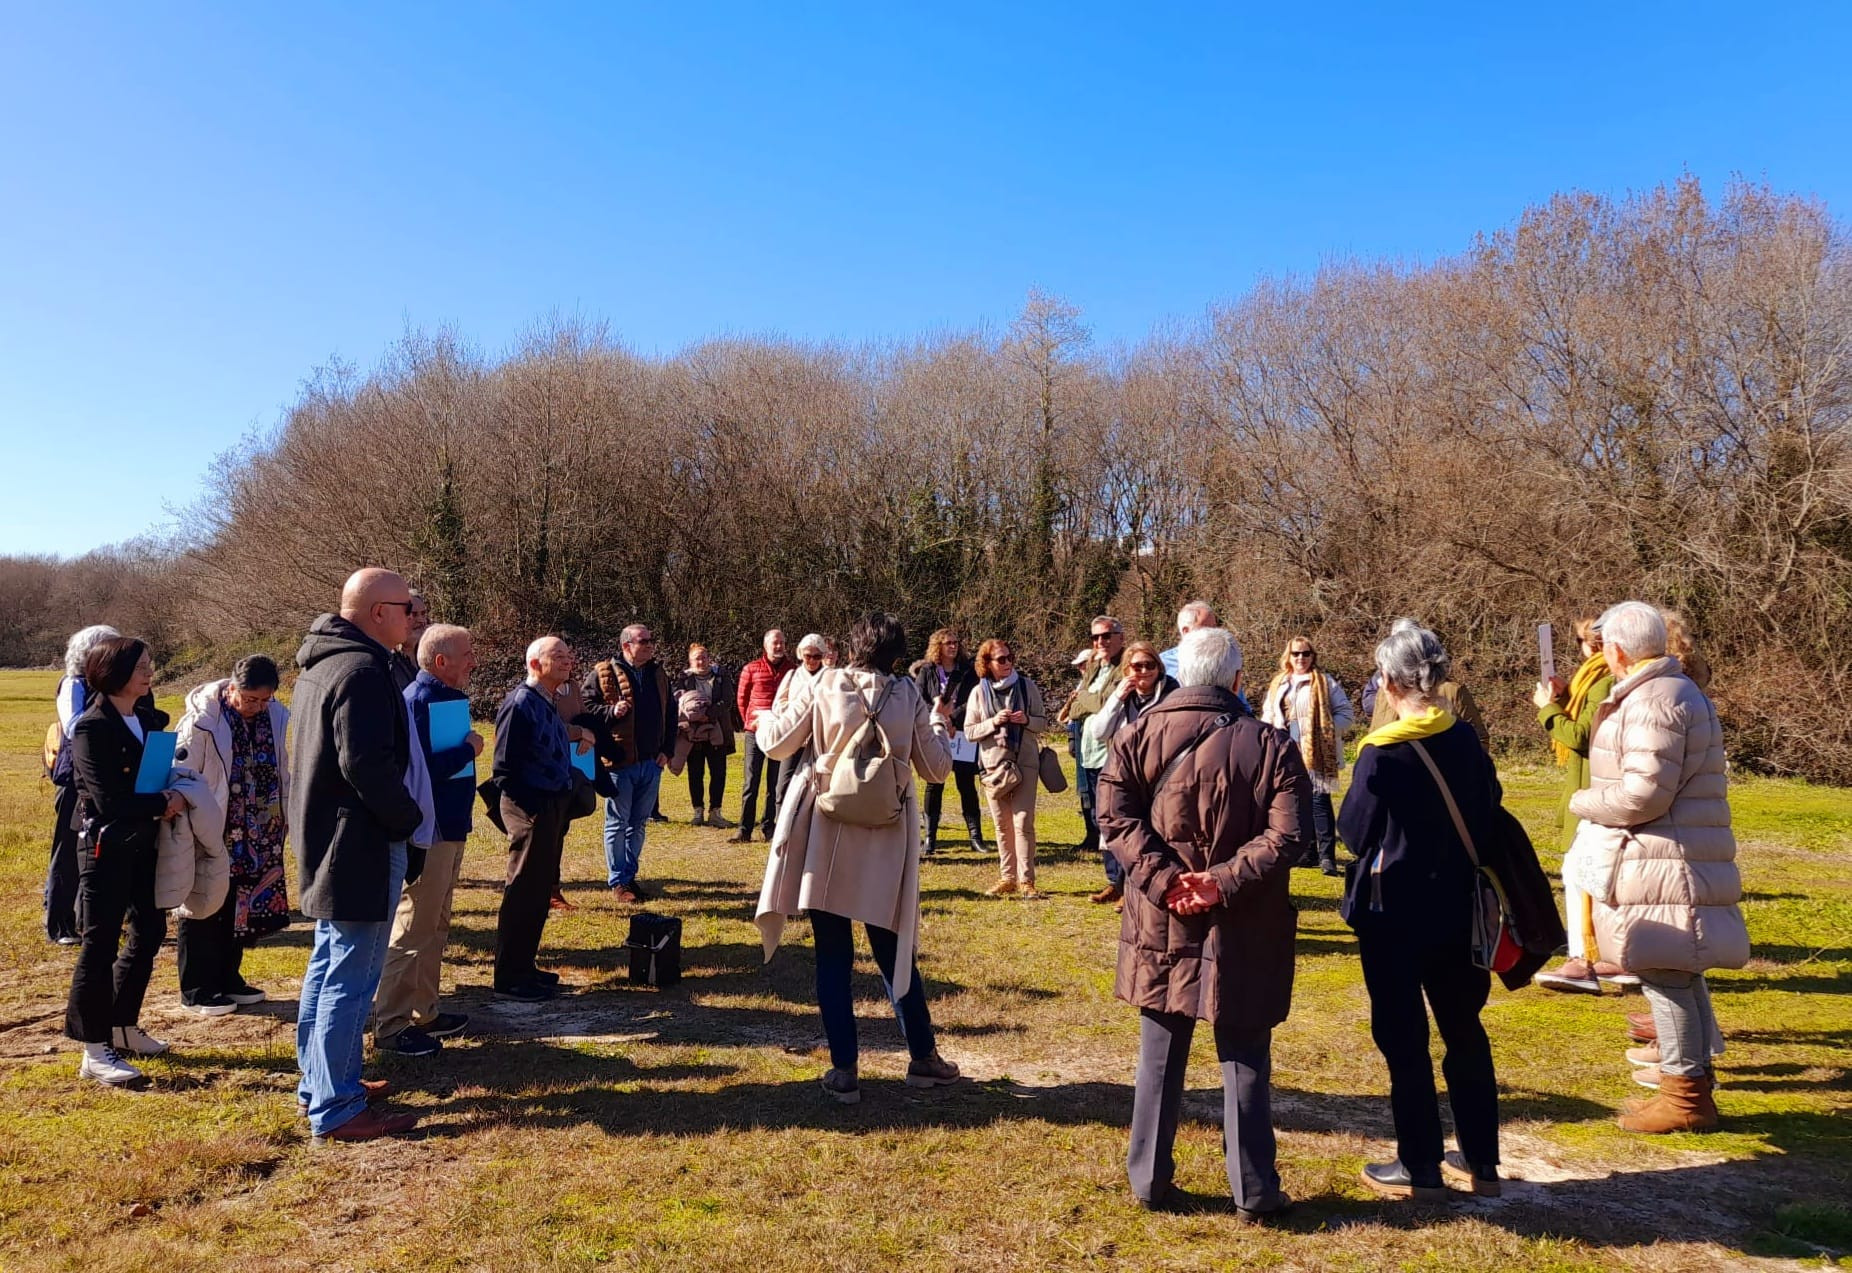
[966,639,1047,898]
[1261,637,1355,875]
[1081,642,1179,908]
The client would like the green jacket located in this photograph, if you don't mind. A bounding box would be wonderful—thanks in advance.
[1539,672,1614,853]
[1070,654,1126,771]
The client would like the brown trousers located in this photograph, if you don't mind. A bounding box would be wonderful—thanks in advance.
[495,791,569,989]
[373,837,466,1041]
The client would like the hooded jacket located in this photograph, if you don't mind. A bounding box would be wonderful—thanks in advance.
[175,679,292,820]
[289,614,424,921]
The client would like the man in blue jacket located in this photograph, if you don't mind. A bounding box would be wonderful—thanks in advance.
[373,622,484,1057]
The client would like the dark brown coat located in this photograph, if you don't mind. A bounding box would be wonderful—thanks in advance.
[1097,686,1310,1029]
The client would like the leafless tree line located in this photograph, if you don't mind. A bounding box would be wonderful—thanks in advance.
[5,179,1847,779]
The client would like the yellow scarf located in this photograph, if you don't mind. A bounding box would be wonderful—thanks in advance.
[1554,653,1609,766]
[1359,706,1455,752]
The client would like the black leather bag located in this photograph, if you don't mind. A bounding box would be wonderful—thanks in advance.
[625,912,682,988]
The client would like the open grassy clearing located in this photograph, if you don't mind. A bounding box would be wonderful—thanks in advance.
[0,666,1846,1271]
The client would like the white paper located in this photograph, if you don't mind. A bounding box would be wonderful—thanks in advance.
[1538,623,1556,684]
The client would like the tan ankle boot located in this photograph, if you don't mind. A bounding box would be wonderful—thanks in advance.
[1618,1072,1718,1133]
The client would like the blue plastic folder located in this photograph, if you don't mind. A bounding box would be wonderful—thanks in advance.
[426,700,476,780]
[571,747,595,781]
[134,731,177,794]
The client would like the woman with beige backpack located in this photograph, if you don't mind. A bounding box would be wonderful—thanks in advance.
[966,638,1050,899]
[752,613,963,1105]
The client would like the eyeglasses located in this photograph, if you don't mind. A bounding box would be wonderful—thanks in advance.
[1090,632,1117,643]
[992,653,1015,664]
[1128,661,1158,672]
[628,636,657,645]
[379,600,417,614]
[1290,649,1315,660]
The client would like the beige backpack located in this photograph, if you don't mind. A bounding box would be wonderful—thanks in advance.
[815,678,908,828]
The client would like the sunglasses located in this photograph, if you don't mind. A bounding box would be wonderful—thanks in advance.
[379,600,418,614]
[1290,649,1315,659]
[628,636,657,645]
[992,653,1015,664]
[1128,660,1159,672]
[1090,632,1117,643]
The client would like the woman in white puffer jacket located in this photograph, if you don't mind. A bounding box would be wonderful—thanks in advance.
[1568,601,1748,1135]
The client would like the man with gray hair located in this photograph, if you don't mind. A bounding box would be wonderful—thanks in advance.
[373,623,484,1055]
[577,623,676,903]
[1159,600,1218,679]
[1097,625,1308,1221]
[494,635,580,1000]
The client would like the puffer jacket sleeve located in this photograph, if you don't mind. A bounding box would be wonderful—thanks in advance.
[1569,695,1685,829]
[1096,730,1186,906]
[1205,732,1308,903]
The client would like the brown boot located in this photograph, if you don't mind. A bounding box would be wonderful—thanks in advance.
[1618,1072,1718,1134]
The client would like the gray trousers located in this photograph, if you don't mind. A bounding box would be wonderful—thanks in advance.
[1127,1009,1278,1208]
[1638,969,1725,1078]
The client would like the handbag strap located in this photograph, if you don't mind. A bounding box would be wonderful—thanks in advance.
[1406,738,1482,869]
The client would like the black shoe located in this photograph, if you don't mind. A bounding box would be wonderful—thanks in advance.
[1235,1188,1293,1224]
[729,828,753,844]
[531,970,562,986]
[648,811,670,823]
[423,1012,470,1039]
[494,980,555,1003]
[1137,1184,1188,1213]
[1360,1160,1448,1202]
[1320,859,1341,877]
[388,1025,442,1056]
[1441,1151,1502,1197]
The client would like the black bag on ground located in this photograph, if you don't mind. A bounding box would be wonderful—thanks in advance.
[625,912,682,988]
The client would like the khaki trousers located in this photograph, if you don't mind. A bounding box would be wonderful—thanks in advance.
[373,837,466,1042]
[986,757,1040,884]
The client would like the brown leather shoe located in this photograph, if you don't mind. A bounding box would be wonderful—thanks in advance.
[1618,1073,1718,1133]
[1089,886,1123,905]
[316,1107,419,1141]
[1627,1011,1657,1043]
[298,1078,391,1115]
[611,884,642,904]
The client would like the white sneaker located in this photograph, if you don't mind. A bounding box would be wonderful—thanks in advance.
[112,1025,170,1056]
[79,1045,143,1086]
[224,986,267,1006]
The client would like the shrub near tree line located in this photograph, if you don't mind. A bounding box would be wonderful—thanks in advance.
[1,178,1846,779]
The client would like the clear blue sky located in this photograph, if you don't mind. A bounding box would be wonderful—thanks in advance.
[2,3,1846,556]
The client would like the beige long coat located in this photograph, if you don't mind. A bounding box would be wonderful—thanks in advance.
[753,668,954,996]
[1569,657,1749,974]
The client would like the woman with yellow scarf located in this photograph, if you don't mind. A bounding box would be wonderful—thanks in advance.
[1533,616,1619,994]
[1261,636,1355,875]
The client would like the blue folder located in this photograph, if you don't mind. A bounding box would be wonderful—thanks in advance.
[427,700,476,780]
[572,746,595,780]
[134,731,177,794]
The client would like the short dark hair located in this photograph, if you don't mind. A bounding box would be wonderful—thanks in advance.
[84,636,148,697]
[230,654,281,692]
[846,613,908,673]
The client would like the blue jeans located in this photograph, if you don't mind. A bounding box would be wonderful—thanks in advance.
[604,760,662,887]
[1078,762,1109,868]
[809,909,935,1071]
[297,841,406,1136]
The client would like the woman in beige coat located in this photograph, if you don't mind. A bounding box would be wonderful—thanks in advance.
[966,638,1049,898]
[1568,601,1748,1134]
[753,613,962,1105]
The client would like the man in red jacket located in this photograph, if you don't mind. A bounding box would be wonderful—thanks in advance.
[731,629,795,842]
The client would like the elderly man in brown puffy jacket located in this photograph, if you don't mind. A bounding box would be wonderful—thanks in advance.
[1097,625,1310,1222]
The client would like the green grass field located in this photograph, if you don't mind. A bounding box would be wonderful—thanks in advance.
[0,667,1846,1271]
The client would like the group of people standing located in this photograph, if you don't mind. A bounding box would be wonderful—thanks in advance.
[42,576,1749,1196]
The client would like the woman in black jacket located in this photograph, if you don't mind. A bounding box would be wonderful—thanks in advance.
[64,636,184,1086]
[1338,621,1504,1201]
[913,628,983,854]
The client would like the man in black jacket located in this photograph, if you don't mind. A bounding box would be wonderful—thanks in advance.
[292,567,426,1142]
